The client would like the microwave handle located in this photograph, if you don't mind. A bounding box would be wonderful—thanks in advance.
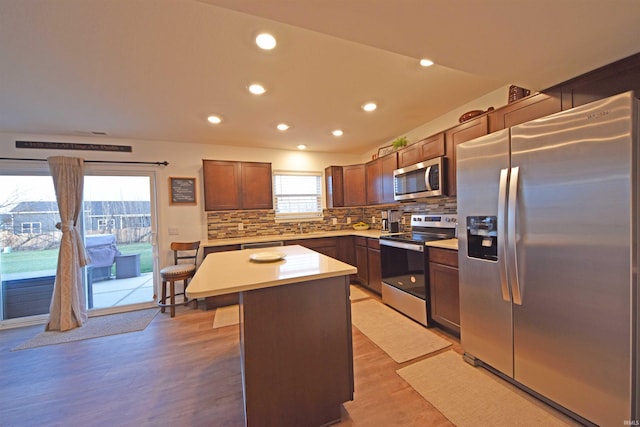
[424,166,432,191]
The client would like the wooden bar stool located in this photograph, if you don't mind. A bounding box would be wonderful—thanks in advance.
[158,241,200,317]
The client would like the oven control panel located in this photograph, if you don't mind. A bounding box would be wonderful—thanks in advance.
[410,214,457,229]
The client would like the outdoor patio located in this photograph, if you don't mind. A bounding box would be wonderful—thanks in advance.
[90,272,154,309]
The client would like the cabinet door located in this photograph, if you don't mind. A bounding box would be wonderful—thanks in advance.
[365,159,382,205]
[557,53,640,110]
[336,236,354,266]
[203,160,242,211]
[242,162,273,209]
[429,262,460,336]
[287,237,337,258]
[343,164,366,206]
[354,241,369,285]
[397,144,420,168]
[419,133,446,161]
[398,133,445,168]
[325,166,344,208]
[488,92,561,133]
[380,152,397,203]
[444,115,488,197]
[367,247,381,294]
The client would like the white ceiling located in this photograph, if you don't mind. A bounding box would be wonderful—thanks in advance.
[2,0,640,154]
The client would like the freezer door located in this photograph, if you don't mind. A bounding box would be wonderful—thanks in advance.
[456,129,514,376]
[510,92,636,426]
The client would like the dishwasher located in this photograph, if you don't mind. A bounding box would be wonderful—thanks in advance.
[240,241,284,250]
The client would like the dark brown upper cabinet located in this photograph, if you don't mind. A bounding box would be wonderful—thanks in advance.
[203,160,273,211]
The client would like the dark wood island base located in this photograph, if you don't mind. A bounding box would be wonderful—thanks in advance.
[240,275,354,427]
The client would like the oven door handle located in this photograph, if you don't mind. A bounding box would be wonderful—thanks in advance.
[379,239,424,252]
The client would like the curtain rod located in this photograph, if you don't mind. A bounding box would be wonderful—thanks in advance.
[0,157,169,166]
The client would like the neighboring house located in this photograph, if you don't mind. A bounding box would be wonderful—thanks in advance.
[7,201,58,234]
[7,201,151,235]
[84,201,151,233]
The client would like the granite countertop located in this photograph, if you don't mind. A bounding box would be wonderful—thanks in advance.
[203,230,459,251]
[186,245,357,299]
[203,229,385,247]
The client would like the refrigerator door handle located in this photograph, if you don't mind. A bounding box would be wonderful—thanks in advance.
[507,166,523,305]
[424,166,433,191]
[498,168,511,302]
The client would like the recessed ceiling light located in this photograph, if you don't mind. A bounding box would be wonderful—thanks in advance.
[332,129,343,137]
[207,115,222,124]
[277,123,290,131]
[362,102,377,112]
[419,59,434,67]
[256,33,277,50]
[249,84,266,95]
[297,144,307,150]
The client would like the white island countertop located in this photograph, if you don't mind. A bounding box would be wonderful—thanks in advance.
[186,245,357,299]
[425,238,458,251]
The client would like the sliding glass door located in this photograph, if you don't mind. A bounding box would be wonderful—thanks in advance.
[83,174,155,310]
[0,165,158,326]
[0,175,60,322]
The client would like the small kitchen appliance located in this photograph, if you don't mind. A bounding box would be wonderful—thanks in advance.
[387,209,402,233]
[393,157,444,201]
[380,210,389,232]
[379,213,457,326]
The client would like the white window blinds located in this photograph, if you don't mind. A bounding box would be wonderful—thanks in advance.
[273,171,323,220]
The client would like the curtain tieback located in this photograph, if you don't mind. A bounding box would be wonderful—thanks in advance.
[55,221,75,232]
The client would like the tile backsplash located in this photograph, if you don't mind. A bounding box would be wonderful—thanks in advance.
[206,196,457,240]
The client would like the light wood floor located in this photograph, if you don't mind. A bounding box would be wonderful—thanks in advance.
[0,289,462,427]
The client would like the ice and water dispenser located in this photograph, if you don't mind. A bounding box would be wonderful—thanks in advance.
[466,216,498,261]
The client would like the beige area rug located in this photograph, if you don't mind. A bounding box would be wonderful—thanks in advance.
[211,286,368,329]
[12,308,159,351]
[397,351,573,427]
[212,305,240,329]
[351,299,451,363]
[349,285,369,301]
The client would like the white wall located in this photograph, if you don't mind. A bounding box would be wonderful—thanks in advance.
[364,85,511,159]
[0,132,362,265]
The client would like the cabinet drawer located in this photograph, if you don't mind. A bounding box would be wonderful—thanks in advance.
[354,236,367,247]
[367,238,380,249]
[203,244,240,256]
[429,248,458,267]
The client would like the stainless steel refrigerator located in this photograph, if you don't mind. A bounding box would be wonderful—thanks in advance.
[457,91,638,426]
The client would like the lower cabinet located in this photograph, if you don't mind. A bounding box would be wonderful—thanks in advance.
[286,237,337,258]
[429,247,460,336]
[354,237,369,286]
[367,239,381,294]
[353,236,381,294]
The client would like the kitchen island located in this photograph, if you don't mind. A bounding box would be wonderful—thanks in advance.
[186,245,357,427]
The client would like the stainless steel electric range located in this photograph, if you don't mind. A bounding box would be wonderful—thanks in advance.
[379,213,457,326]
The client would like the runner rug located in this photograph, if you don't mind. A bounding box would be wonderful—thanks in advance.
[397,351,574,427]
[212,285,370,329]
[349,284,369,301]
[212,304,240,328]
[350,299,451,363]
[12,308,159,351]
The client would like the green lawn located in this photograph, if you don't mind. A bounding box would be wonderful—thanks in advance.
[1,243,153,275]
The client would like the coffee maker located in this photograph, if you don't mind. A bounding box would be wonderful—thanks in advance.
[388,209,401,233]
[381,210,390,232]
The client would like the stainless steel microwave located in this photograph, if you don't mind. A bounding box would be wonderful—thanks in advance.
[393,157,444,200]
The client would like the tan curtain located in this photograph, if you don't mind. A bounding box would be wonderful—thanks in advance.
[46,156,89,331]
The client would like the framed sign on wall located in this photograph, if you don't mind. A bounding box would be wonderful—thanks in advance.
[169,177,197,205]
